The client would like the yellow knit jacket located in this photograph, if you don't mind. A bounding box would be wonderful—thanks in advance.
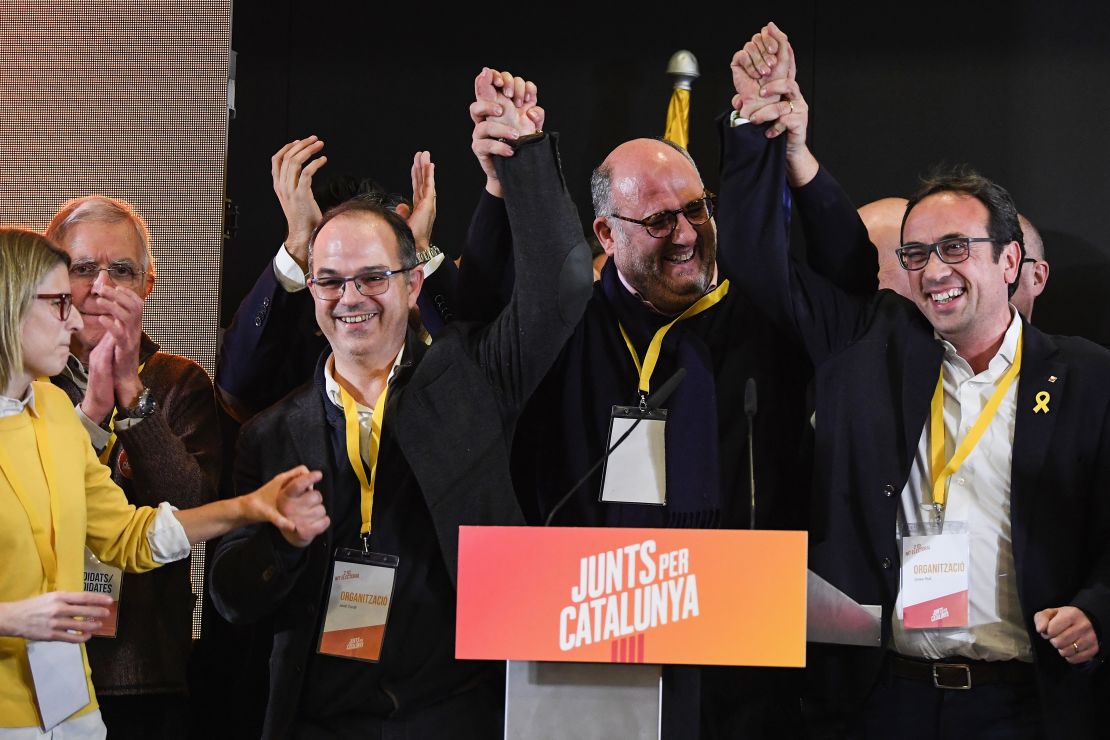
[0,381,161,727]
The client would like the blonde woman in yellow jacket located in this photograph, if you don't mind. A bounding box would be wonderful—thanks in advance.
[0,228,327,738]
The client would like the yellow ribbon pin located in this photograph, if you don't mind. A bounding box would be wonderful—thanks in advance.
[1033,391,1050,414]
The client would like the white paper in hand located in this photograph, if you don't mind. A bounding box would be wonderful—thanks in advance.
[26,639,89,731]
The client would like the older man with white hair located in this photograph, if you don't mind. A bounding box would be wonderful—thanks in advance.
[45,195,220,739]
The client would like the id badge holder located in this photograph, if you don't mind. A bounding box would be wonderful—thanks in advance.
[900,520,970,629]
[83,547,122,638]
[599,404,667,506]
[318,547,399,662]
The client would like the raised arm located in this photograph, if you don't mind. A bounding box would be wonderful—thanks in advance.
[216,137,329,421]
[735,30,878,295]
[719,30,873,364]
[470,70,590,407]
[455,68,545,323]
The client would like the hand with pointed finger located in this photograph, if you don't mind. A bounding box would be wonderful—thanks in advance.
[1034,606,1100,665]
[272,136,328,270]
[0,591,113,642]
[242,466,328,547]
[470,67,544,197]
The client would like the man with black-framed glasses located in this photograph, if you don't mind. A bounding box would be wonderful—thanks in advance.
[729,22,1110,739]
[208,88,591,738]
[463,64,820,738]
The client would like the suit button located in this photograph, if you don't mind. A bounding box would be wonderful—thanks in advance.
[883,484,895,497]
[881,558,892,569]
[261,565,275,582]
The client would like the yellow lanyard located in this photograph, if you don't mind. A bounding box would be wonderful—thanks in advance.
[618,280,730,395]
[98,361,147,464]
[339,383,389,537]
[0,409,63,588]
[927,325,1023,515]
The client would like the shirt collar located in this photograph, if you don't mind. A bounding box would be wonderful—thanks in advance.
[61,354,89,392]
[323,347,405,411]
[936,305,1022,376]
[0,385,38,418]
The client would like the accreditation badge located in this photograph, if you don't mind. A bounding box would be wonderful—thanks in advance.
[900,522,970,629]
[83,547,122,638]
[318,549,399,662]
[599,405,667,506]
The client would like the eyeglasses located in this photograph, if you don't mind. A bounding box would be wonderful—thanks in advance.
[895,237,995,271]
[307,267,416,300]
[69,261,143,285]
[36,293,74,321]
[607,192,716,239]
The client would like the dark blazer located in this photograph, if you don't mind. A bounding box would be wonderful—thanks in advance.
[720,119,1110,738]
[208,134,592,738]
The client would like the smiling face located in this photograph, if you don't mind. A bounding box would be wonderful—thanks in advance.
[19,264,83,388]
[593,140,716,314]
[310,212,422,373]
[902,192,1020,352]
[54,219,150,359]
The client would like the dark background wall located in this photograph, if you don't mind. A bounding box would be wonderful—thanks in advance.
[223,1,1110,345]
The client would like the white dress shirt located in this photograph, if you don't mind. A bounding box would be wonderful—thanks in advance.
[892,307,1031,662]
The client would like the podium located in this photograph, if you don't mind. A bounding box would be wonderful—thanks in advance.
[459,526,876,739]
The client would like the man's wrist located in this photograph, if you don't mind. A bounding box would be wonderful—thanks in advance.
[786,147,820,189]
[116,386,157,420]
[79,398,112,427]
[116,376,145,409]
[508,130,544,148]
[284,236,310,270]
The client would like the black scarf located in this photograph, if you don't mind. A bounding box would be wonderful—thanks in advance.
[595,262,722,528]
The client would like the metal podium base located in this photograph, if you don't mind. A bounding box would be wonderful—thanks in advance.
[504,660,662,740]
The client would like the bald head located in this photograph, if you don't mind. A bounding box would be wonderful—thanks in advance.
[1012,213,1049,319]
[1018,214,1044,261]
[591,138,717,314]
[592,138,700,220]
[858,197,910,298]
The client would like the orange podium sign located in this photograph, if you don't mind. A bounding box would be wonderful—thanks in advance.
[456,526,806,667]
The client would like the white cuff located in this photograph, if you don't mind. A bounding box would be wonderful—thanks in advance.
[112,415,145,431]
[148,502,192,563]
[729,110,751,128]
[421,251,445,278]
[273,244,308,293]
[75,404,111,451]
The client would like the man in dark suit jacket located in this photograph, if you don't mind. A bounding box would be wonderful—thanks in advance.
[208,123,591,738]
[726,34,1110,739]
[462,65,820,739]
